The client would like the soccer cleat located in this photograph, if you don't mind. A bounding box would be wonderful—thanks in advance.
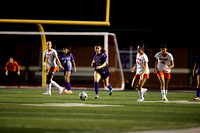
[194,97,200,101]
[142,88,147,97]
[66,90,72,94]
[162,98,169,102]
[95,95,99,99]
[59,87,64,95]
[137,98,144,102]
[109,89,112,96]
[64,90,68,94]
[42,92,51,95]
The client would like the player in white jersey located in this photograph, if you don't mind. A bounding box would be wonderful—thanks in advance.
[42,41,64,95]
[154,44,174,101]
[131,44,151,102]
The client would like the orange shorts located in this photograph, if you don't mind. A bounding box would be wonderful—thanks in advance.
[157,71,171,79]
[48,66,58,72]
[134,73,150,79]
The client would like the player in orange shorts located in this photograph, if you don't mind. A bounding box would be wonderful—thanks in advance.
[131,44,151,102]
[154,44,174,101]
[42,41,64,95]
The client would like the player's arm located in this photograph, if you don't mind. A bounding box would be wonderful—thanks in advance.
[140,62,147,81]
[154,59,158,73]
[16,62,20,75]
[55,55,64,70]
[72,60,77,72]
[96,62,107,69]
[91,59,95,67]
[193,63,197,77]
[5,62,8,76]
[43,54,46,67]
[164,60,174,72]
[131,64,137,73]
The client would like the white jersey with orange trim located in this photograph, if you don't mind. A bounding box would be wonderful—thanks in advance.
[44,48,58,68]
[136,53,150,75]
[154,52,174,73]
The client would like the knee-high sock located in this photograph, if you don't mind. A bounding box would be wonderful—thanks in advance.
[47,84,52,93]
[197,88,200,97]
[94,82,99,95]
[51,80,61,89]
[65,82,71,91]
[107,83,112,90]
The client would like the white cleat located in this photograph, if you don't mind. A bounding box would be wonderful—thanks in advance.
[162,98,169,102]
[59,87,64,95]
[137,98,144,102]
[42,92,51,95]
[142,88,148,97]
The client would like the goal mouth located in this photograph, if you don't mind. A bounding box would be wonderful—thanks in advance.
[0,31,125,90]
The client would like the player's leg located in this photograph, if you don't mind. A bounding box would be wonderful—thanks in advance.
[94,71,101,98]
[43,71,54,95]
[64,71,72,94]
[104,76,113,96]
[157,74,167,100]
[137,78,147,102]
[14,71,20,88]
[165,79,169,97]
[194,75,200,101]
[131,75,139,89]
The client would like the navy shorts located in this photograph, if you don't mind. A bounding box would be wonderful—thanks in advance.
[96,70,110,79]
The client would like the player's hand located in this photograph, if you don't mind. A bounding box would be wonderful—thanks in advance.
[60,66,64,70]
[96,66,101,70]
[131,67,135,73]
[5,71,8,76]
[154,69,157,74]
[163,68,168,72]
[74,68,77,73]
[17,71,20,75]
[43,63,46,67]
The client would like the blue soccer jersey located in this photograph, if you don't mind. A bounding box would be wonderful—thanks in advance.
[59,53,75,71]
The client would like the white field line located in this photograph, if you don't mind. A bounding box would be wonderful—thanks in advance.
[22,103,122,107]
[142,100,200,104]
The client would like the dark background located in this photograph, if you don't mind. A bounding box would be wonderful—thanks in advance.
[0,1,199,88]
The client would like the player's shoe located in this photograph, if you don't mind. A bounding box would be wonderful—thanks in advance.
[142,88,147,97]
[42,92,51,95]
[109,89,112,96]
[137,98,144,102]
[194,97,200,101]
[66,90,72,94]
[59,87,64,95]
[162,98,169,102]
[95,95,99,99]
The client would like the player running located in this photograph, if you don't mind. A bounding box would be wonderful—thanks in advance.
[193,54,200,101]
[154,44,174,101]
[91,44,113,99]
[42,41,64,95]
[131,44,150,102]
[59,46,76,94]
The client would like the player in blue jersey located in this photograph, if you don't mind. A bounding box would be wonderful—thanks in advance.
[91,44,113,99]
[59,46,76,94]
[193,54,200,101]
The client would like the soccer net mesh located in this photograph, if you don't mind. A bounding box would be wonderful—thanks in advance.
[0,32,124,90]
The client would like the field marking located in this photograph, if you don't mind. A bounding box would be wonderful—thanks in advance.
[22,103,122,107]
[143,100,200,104]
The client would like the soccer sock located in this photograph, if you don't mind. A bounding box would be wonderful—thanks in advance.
[107,83,112,90]
[51,80,61,89]
[139,91,144,99]
[47,84,52,93]
[161,90,166,98]
[197,88,200,97]
[65,82,68,90]
[94,82,99,95]
[67,82,71,91]
[165,90,168,96]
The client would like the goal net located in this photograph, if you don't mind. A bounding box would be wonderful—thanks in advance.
[0,32,124,90]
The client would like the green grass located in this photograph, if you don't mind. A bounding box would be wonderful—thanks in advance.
[0,88,200,133]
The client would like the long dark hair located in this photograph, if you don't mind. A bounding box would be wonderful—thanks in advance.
[64,46,71,57]
[138,44,152,55]
[95,43,106,54]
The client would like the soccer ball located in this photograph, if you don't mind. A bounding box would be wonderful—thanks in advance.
[79,92,88,101]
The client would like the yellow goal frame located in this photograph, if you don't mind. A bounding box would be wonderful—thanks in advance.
[0,0,110,26]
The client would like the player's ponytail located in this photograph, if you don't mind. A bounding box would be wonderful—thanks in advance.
[138,44,152,55]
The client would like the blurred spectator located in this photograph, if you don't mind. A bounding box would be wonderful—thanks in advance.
[5,57,21,88]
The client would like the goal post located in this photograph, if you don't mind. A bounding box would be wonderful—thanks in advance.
[0,31,125,90]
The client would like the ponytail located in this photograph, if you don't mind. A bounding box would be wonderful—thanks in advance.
[138,44,152,55]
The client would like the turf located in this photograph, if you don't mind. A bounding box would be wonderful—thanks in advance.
[0,88,200,133]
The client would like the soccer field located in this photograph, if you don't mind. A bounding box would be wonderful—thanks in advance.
[0,88,200,133]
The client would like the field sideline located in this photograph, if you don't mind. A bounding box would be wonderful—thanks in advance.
[0,88,200,133]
